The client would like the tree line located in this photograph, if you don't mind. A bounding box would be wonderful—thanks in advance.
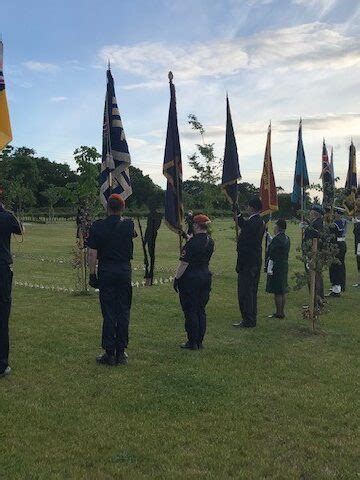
[0,115,346,218]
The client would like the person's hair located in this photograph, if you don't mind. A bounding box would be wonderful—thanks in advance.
[107,194,125,213]
[248,197,262,211]
[276,218,287,231]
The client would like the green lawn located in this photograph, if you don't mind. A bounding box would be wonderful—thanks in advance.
[1,219,359,479]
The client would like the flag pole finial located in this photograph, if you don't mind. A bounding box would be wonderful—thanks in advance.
[168,71,173,82]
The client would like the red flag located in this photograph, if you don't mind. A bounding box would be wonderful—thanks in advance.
[260,123,278,215]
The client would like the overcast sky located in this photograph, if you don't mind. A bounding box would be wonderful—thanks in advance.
[2,0,360,191]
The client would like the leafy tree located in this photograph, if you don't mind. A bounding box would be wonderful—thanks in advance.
[41,185,64,219]
[73,146,101,202]
[126,165,163,209]
[187,114,220,185]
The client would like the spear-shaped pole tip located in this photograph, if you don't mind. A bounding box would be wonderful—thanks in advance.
[168,71,173,82]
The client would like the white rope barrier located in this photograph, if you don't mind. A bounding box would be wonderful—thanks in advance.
[14,276,175,294]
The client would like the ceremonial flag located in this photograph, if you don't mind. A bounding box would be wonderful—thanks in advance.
[221,95,241,205]
[291,119,309,210]
[320,139,333,206]
[345,140,357,193]
[330,146,335,184]
[99,66,132,208]
[0,41,12,151]
[163,72,183,235]
[259,123,278,215]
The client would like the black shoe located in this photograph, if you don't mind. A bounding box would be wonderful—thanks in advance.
[180,342,198,350]
[96,352,116,366]
[0,366,11,378]
[116,353,128,365]
[325,292,341,298]
[233,322,255,328]
[197,343,204,350]
[268,313,285,319]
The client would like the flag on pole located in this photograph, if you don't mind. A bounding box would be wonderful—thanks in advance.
[99,66,132,208]
[163,72,183,234]
[291,119,309,210]
[321,139,333,206]
[221,95,241,205]
[330,146,335,184]
[345,140,357,193]
[259,123,278,215]
[0,41,12,151]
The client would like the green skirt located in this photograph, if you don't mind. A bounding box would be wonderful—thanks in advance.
[266,264,289,295]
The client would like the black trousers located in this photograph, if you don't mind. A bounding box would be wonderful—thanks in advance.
[179,271,212,345]
[0,265,13,373]
[237,263,261,327]
[98,266,132,356]
[329,242,347,291]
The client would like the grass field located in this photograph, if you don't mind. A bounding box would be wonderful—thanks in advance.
[1,219,359,479]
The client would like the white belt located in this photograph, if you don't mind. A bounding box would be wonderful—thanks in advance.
[337,238,345,242]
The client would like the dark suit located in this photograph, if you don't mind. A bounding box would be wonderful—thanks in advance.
[236,213,265,326]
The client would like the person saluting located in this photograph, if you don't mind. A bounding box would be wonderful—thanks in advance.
[87,194,136,366]
[173,214,214,350]
[233,197,266,328]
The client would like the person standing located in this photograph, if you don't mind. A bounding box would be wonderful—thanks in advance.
[173,214,214,350]
[233,197,266,328]
[266,219,290,319]
[0,192,23,378]
[87,194,136,366]
[143,202,162,286]
[302,204,325,307]
[327,207,347,297]
[353,209,360,287]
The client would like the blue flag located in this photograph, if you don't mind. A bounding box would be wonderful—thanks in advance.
[100,67,132,208]
[163,72,183,234]
[222,95,241,205]
[291,119,309,210]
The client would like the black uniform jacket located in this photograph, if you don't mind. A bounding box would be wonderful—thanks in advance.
[236,213,265,271]
[0,205,22,266]
[87,215,135,269]
[180,233,214,278]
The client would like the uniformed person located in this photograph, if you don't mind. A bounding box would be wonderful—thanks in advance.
[0,192,23,378]
[265,219,290,319]
[327,207,347,297]
[87,194,136,366]
[353,208,360,287]
[301,204,325,307]
[173,214,214,350]
[144,203,162,286]
[233,197,266,328]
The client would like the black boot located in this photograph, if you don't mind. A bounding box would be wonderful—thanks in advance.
[96,352,116,366]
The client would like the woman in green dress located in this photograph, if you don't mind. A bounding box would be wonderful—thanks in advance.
[266,219,290,319]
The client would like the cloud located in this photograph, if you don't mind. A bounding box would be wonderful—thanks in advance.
[50,96,67,102]
[23,61,59,73]
[98,22,360,90]
[292,0,337,17]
